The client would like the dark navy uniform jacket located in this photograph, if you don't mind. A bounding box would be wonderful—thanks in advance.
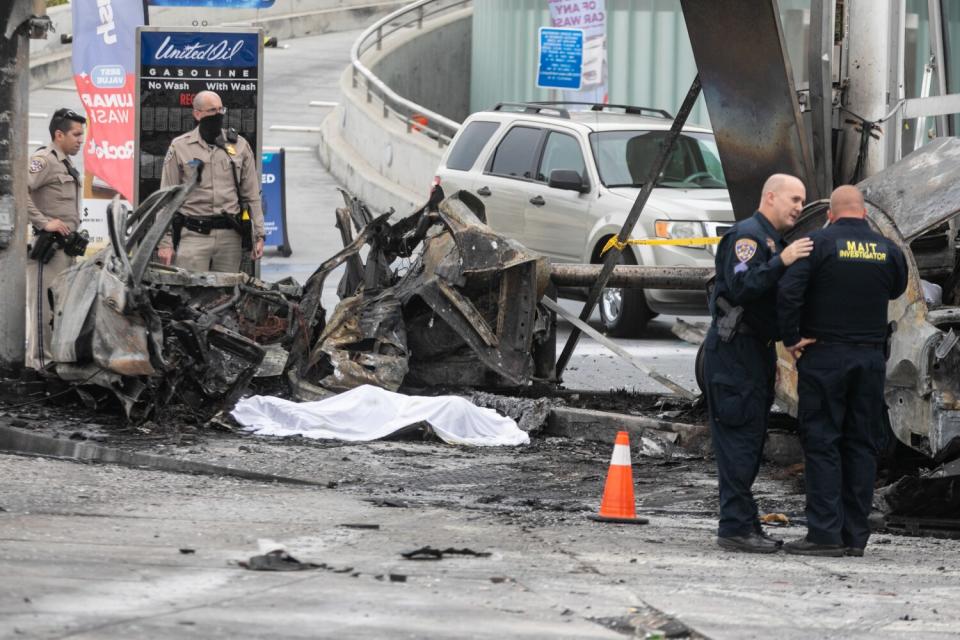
[710,211,786,340]
[777,217,908,347]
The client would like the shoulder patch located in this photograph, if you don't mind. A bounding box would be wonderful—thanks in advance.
[29,158,46,173]
[735,238,758,263]
[164,147,175,162]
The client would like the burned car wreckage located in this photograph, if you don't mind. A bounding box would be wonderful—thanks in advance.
[45,165,553,421]
[41,142,960,491]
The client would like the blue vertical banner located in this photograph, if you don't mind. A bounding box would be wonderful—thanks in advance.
[72,0,146,251]
[261,149,291,256]
[72,0,145,201]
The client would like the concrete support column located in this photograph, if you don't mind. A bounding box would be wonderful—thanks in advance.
[838,0,904,182]
[0,14,31,372]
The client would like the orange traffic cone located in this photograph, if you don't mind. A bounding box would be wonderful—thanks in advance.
[589,431,649,524]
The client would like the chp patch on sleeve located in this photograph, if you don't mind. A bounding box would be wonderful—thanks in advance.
[29,157,46,173]
[734,237,758,263]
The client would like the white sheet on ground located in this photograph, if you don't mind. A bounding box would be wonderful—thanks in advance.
[231,385,530,446]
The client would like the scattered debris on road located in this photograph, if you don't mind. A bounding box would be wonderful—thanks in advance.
[240,549,322,572]
[401,546,492,560]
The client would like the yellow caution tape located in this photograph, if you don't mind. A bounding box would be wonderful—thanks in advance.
[601,235,721,255]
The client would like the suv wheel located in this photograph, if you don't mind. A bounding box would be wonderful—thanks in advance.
[597,249,653,337]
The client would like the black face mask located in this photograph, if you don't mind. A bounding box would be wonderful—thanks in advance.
[198,113,224,144]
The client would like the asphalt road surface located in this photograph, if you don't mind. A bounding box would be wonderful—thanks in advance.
[12,27,953,640]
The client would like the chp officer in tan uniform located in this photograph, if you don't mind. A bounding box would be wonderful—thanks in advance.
[25,108,87,371]
[157,90,264,271]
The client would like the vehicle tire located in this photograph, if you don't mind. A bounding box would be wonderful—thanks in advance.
[597,249,653,337]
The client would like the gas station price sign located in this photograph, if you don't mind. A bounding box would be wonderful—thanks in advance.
[134,27,263,204]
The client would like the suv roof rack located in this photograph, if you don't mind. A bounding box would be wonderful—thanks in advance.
[490,102,571,118]
[530,101,673,119]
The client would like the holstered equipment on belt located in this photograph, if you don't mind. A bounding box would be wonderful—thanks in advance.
[215,128,254,251]
[29,228,90,263]
[171,212,236,250]
[715,295,746,342]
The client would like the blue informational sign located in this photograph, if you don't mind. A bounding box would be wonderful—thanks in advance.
[148,1,276,7]
[537,27,583,90]
[261,149,292,256]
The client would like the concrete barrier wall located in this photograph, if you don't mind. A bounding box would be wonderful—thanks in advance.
[318,8,472,213]
[369,12,471,123]
[29,0,405,88]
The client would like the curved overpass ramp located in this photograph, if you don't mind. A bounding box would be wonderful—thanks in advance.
[319,0,471,212]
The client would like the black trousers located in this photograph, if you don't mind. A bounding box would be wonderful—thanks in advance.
[797,343,886,549]
[703,328,776,538]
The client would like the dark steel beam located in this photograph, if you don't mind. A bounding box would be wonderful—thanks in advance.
[809,0,834,197]
[554,75,702,381]
[680,0,819,217]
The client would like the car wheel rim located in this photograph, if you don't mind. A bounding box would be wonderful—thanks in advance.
[601,288,622,323]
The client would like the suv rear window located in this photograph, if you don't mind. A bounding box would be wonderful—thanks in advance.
[446,120,500,171]
[488,126,543,179]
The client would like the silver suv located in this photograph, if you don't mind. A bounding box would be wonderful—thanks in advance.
[434,103,734,336]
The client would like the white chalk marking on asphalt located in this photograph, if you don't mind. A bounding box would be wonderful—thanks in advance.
[29,112,48,118]
[28,140,42,146]
[269,125,322,132]
[309,101,339,108]
[46,83,77,92]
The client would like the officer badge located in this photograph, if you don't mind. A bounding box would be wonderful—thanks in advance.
[29,158,45,173]
[766,237,777,254]
[225,144,237,156]
[734,238,757,262]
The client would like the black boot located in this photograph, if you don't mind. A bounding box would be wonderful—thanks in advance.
[783,537,844,557]
[717,532,781,554]
[755,527,784,548]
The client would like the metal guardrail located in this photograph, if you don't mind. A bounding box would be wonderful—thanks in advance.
[350,0,469,148]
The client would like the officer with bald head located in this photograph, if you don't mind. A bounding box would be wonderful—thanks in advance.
[157,90,264,272]
[704,173,814,553]
[778,185,907,557]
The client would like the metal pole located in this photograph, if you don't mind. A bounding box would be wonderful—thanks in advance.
[549,264,713,290]
[838,0,897,181]
[554,74,702,380]
[928,0,949,137]
[940,0,957,136]
[0,8,30,372]
[886,0,905,167]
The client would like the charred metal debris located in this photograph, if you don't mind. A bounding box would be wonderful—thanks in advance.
[45,171,554,421]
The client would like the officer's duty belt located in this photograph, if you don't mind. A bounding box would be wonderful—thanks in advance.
[813,340,884,350]
[179,214,237,234]
[733,322,774,346]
